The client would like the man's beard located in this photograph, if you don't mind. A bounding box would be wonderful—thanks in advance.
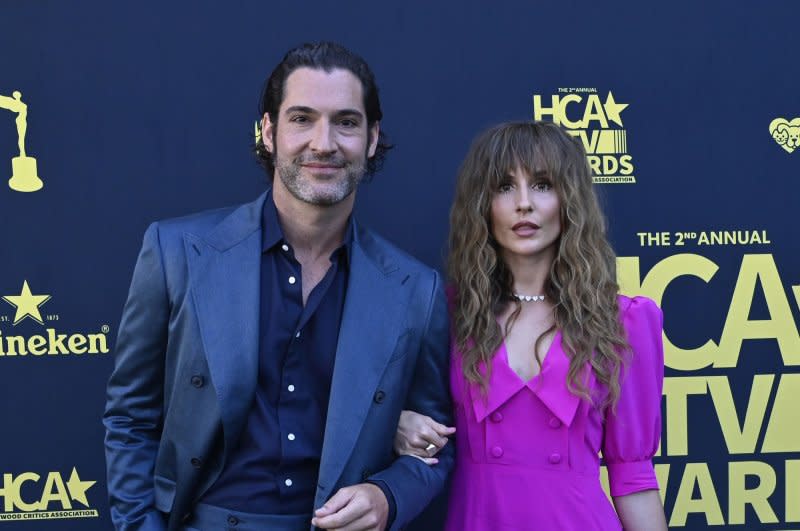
[275,153,366,207]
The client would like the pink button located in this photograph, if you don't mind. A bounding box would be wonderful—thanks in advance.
[549,453,562,464]
[491,446,504,458]
[490,411,504,423]
[548,417,562,429]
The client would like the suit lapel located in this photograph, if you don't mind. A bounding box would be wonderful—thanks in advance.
[317,225,407,492]
[185,193,265,452]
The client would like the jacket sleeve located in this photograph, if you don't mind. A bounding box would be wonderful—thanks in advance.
[103,223,169,531]
[369,271,454,530]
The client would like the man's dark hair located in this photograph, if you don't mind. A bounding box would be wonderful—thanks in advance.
[254,41,392,178]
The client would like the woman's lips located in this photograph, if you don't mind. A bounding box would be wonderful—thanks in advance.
[512,221,540,237]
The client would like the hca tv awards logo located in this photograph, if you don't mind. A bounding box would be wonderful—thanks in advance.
[0,468,98,522]
[0,90,43,192]
[0,280,110,357]
[533,88,635,184]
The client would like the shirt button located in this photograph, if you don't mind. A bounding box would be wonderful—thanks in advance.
[549,453,562,464]
[281,244,289,252]
[287,384,295,392]
[285,478,293,487]
[190,375,204,388]
[490,411,503,423]
[549,417,562,429]
[227,515,239,526]
[491,446,504,458]
[287,433,296,441]
[295,330,301,338]
[373,390,386,403]
[288,276,296,285]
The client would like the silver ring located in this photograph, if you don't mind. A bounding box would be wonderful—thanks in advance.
[425,443,437,453]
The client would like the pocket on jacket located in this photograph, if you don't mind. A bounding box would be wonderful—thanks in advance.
[153,475,176,513]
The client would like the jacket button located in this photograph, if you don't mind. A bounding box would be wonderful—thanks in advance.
[190,375,204,388]
[490,411,503,423]
[548,417,562,429]
[373,390,385,403]
[549,453,562,464]
[227,515,239,525]
[491,446,504,458]
[190,457,202,468]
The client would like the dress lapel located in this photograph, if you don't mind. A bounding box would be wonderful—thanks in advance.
[469,344,526,423]
[529,333,582,427]
[468,331,582,427]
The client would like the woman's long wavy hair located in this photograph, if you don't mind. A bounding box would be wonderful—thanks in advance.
[448,121,628,409]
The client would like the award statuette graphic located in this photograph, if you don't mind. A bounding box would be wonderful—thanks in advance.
[0,90,43,192]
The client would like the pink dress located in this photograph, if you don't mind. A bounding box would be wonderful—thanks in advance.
[445,296,663,531]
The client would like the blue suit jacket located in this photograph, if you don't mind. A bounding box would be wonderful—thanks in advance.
[104,193,453,530]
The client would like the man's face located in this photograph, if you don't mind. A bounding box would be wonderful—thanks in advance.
[262,67,379,207]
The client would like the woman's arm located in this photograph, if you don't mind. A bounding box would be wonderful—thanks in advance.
[613,489,667,531]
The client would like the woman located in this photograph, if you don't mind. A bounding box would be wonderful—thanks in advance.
[395,122,666,530]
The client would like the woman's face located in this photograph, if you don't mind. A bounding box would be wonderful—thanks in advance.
[490,166,562,264]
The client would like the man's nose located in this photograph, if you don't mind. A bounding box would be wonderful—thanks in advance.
[309,121,335,153]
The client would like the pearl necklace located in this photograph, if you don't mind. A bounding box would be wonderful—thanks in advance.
[512,293,546,302]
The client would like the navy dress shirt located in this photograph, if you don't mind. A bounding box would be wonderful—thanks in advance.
[202,191,350,514]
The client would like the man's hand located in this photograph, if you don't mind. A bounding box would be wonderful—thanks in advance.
[312,483,389,530]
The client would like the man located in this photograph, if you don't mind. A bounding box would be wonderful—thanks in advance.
[104,42,453,531]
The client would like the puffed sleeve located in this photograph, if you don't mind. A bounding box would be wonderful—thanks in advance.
[602,296,664,497]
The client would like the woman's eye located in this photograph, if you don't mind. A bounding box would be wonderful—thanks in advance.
[533,181,552,192]
[498,183,513,193]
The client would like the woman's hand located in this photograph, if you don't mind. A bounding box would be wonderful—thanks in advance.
[394,410,456,465]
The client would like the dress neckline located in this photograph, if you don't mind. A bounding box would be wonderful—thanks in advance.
[499,329,561,385]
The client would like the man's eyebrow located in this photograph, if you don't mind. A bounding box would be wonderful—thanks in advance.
[333,109,365,118]
[282,106,365,119]
[283,106,317,115]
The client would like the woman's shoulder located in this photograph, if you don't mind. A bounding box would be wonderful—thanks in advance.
[617,295,664,350]
[617,294,664,336]
[445,284,458,312]
[617,294,661,318]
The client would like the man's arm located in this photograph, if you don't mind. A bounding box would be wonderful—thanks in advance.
[103,223,170,531]
[366,271,453,529]
[313,271,453,531]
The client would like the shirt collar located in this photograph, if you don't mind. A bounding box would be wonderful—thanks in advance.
[261,187,354,269]
[468,331,584,427]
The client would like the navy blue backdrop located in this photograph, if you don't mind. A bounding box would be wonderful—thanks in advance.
[1,2,798,529]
